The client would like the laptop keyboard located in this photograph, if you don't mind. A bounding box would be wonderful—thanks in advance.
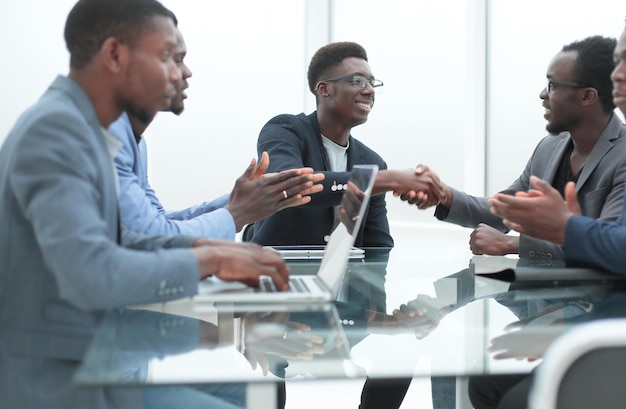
[258,276,312,293]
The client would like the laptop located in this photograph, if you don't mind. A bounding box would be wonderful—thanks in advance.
[194,164,379,303]
[264,245,364,260]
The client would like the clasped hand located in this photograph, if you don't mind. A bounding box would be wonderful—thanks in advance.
[366,295,451,339]
[393,165,447,209]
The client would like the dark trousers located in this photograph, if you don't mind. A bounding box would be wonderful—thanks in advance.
[358,376,457,409]
[468,374,531,409]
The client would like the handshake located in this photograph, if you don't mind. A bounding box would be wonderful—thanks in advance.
[390,165,451,210]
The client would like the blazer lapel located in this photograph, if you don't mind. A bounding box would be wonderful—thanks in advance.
[576,114,621,192]
[50,75,121,242]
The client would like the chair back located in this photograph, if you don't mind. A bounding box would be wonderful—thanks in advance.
[528,318,626,409]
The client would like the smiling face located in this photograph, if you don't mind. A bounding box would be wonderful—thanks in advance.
[540,51,583,134]
[319,57,376,129]
[120,16,181,124]
[611,29,626,116]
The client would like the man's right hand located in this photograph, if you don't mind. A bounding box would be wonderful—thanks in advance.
[191,240,290,291]
[225,151,325,231]
[381,166,447,208]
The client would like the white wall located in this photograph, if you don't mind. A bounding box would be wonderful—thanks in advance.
[147,0,308,210]
[2,1,76,137]
[329,0,486,225]
[2,0,625,229]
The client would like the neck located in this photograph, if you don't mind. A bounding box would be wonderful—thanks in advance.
[569,112,612,155]
[128,113,154,140]
[316,110,352,146]
[69,68,122,129]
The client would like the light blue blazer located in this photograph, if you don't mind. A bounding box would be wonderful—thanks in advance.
[0,76,202,362]
[109,113,235,239]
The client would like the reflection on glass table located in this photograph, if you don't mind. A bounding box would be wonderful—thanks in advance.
[75,251,626,389]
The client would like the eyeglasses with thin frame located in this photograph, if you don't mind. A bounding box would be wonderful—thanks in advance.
[545,78,591,94]
[320,74,384,90]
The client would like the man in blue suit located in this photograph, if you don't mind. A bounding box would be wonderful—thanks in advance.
[0,1,293,407]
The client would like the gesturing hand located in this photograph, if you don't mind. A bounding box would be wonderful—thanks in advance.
[488,176,574,245]
[226,151,325,231]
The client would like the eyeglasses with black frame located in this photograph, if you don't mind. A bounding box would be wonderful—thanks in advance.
[545,78,591,94]
[321,74,384,90]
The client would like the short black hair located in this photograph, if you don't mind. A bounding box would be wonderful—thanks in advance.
[307,41,368,94]
[562,35,617,113]
[64,0,176,69]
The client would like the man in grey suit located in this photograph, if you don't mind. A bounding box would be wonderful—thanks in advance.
[469,28,626,409]
[413,35,626,261]
[0,1,304,407]
[487,28,626,281]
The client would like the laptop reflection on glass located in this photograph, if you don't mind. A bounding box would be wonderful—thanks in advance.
[195,164,379,303]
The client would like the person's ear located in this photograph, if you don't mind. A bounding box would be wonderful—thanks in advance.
[99,37,127,74]
[581,87,598,106]
[316,81,331,97]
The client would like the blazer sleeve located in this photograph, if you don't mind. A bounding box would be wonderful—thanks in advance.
[437,147,534,230]
[257,114,346,208]
[10,108,200,311]
[435,138,575,259]
[113,124,235,240]
[437,187,508,231]
[121,227,197,250]
[564,212,626,274]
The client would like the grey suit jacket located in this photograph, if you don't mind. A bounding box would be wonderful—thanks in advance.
[0,76,202,364]
[435,114,626,259]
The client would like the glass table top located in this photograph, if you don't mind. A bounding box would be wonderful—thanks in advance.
[74,246,626,386]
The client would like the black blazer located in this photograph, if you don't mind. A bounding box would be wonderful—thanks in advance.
[251,112,394,247]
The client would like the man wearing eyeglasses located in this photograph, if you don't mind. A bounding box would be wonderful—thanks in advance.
[463,34,626,409]
[478,25,626,409]
[250,41,445,248]
[412,35,626,262]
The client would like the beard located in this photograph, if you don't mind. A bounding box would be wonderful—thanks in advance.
[546,114,578,135]
[169,100,185,116]
[546,121,567,135]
